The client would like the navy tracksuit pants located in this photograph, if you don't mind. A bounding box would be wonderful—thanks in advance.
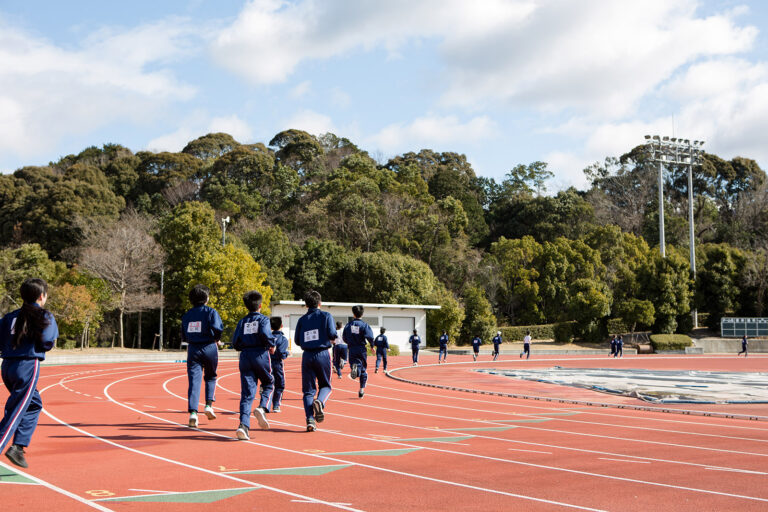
[239,349,274,428]
[271,361,285,410]
[349,347,368,388]
[187,342,218,412]
[0,358,42,451]
[332,343,348,377]
[302,349,332,420]
[375,349,387,371]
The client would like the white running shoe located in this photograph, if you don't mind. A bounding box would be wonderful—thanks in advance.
[253,407,270,429]
[188,412,198,428]
[236,424,250,440]
[204,405,216,420]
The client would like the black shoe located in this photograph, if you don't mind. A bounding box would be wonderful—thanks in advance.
[359,389,365,398]
[313,399,325,423]
[307,418,317,432]
[375,368,378,374]
[5,445,28,468]
[350,364,359,380]
[236,423,250,440]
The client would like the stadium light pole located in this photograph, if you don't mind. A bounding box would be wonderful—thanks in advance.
[644,135,705,326]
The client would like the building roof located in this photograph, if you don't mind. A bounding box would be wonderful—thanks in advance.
[272,300,441,310]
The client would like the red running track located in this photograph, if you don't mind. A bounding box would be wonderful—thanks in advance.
[1,353,768,511]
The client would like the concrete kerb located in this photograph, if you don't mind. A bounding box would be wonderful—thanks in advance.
[385,363,768,422]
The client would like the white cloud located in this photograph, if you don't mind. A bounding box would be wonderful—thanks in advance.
[290,80,312,98]
[368,114,496,153]
[146,114,254,152]
[0,16,196,160]
[280,109,336,136]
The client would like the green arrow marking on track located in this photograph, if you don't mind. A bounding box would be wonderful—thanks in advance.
[326,448,422,456]
[494,418,553,423]
[0,468,37,484]
[228,464,352,476]
[444,426,516,432]
[396,436,475,443]
[96,487,259,503]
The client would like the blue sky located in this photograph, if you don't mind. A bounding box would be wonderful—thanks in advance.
[1,0,767,190]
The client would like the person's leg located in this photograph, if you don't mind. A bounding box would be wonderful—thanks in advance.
[383,353,388,371]
[0,359,41,454]
[526,345,530,359]
[375,352,382,371]
[314,350,333,418]
[359,353,368,389]
[257,353,275,412]
[238,355,256,429]
[186,345,203,412]
[301,354,317,420]
[272,364,285,410]
[202,343,218,406]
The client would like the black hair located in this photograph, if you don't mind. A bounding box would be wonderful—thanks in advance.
[336,321,342,329]
[352,305,364,318]
[380,327,386,334]
[526,330,531,335]
[189,284,210,306]
[12,278,51,350]
[243,290,263,312]
[270,316,282,331]
[304,289,321,309]
[413,329,417,334]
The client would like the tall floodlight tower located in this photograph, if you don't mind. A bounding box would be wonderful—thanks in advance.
[644,135,705,326]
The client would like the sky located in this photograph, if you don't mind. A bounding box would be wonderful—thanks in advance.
[1,0,767,190]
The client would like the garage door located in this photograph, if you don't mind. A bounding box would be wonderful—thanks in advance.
[382,316,415,350]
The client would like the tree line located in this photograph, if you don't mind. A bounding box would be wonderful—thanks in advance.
[1,131,766,348]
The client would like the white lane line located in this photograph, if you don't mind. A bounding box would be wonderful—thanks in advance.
[97,487,257,502]
[209,374,768,504]
[705,467,768,475]
[41,372,365,512]
[128,488,175,494]
[361,383,768,443]
[0,480,38,485]
[317,384,768,459]
[366,372,768,432]
[0,461,114,511]
[508,448,552,454]
[599,458,651,464]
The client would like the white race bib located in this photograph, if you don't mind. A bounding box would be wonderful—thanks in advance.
[304,329,320,342]
[351,325,360,334]
[187,321,202,333]
[9,317,16,335]
[243,321,258,335]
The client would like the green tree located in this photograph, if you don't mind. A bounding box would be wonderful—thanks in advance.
[182,132,241,161]
[568,278,612,342]
[339,252,441,304]
[289,238,355,300]
[615,299,655,342]
[426,286,464,347]
[180,244,272,338]
[695,244,743,330]
[459,286,496,345]
[240,224,296,300]
[488,236,543,325]
[0,244,65,314]
[637,247,692,333]
[47,283,100,349]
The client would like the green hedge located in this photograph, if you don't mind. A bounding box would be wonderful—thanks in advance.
[498,321,575,342]
[649,334,692,351]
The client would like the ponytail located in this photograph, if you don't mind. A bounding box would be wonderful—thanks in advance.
[11,278,50,350]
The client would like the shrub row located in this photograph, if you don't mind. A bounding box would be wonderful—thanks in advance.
[498,321,575,343]
[365,345,400,356]
[649,334,692,351]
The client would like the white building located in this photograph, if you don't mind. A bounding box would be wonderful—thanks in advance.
[270,301,441,354]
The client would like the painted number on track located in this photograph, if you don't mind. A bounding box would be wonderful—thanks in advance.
[85,490,115,497]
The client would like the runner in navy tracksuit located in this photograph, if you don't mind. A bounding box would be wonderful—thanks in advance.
[332,321,348,379]
[294,290,337,432]
[374,328,389,373]
[492,331,502,361]
[232,291,275,440]
[0,278,58,468]
[180,284,223,428]
[614,335,623,358]
[344,305,374,398]
[738,335,749,357]
[269,317,290,413]
[438,331,449,364]
[472,335,482,361]
[409,330,421,365]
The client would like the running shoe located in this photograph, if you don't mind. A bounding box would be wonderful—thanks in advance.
[350,364,359,380]
[358,389,365,398]
[5,445,27,468]
[313,399,325,423]
[204,405,216,420]
[236,423,250,440]
[307,418,317,432]
[272,406,281,413]
[253,407,270,429]
[188,411,198,428]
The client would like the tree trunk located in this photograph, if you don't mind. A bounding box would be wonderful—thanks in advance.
[119,307,125,348]
[138,311,142,349]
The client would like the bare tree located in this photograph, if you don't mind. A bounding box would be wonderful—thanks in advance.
[79,210,165,348]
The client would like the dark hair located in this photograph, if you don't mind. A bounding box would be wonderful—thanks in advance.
[189,284,210,306]
[12,278,51,350]
[336,321,342,329]
[352,305,364,318]
[243,290,263,312]
[304,289,321,309]
[413,329,417,334]
[526,330,531,335]
[380,327,386,334]
[270,316,282,331]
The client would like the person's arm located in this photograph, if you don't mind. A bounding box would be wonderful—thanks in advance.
[41,313,58,351]
[231,320,243,351]
[327,314,338,341]
[210,310,224,343]
[280,336,290,359]
[365,325,374,349]
[260,316,276,353]
[384,336,389,350]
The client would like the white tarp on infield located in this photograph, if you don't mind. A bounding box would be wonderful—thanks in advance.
[477,367,768,404]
